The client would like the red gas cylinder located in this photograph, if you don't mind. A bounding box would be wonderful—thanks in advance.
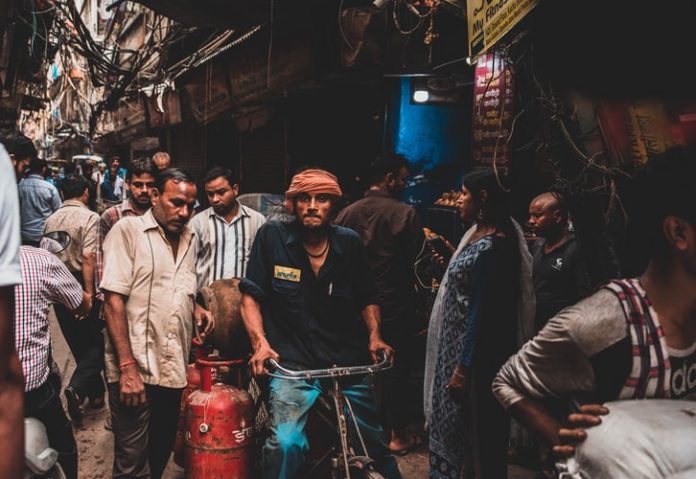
[184,358,254,478]
[173,339,212,466]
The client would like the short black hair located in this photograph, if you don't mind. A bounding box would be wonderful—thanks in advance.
[204,167,235,187]
[367,154,409,185]
[1,130,37,160]
[61,174,88,200]
[154,167,195,193]
[28,157,47,174]
[127,157,158,182]
[632,145,696,255]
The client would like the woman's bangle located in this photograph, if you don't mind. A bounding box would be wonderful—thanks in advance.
[119,359,137,370]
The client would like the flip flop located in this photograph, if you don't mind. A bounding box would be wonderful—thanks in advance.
[389,433,423,456]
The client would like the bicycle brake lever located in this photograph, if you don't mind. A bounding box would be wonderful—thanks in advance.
[264,358,279,372]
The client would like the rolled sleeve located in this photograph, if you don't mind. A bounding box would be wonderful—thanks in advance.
[239,225,271,303]
[100,222,134,296]
[238,277,267,303]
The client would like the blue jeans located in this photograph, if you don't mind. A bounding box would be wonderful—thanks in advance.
[262,376,402,479]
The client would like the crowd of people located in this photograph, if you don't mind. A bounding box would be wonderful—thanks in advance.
[0,127,694,479]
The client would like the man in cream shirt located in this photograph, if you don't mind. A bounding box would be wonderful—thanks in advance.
[101,168,214,479]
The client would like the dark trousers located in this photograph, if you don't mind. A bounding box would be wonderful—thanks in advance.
[25,372,78,479]
[473,365,510,479]
[54,274,105,400]
[263,376,401,479]
[380,320,421,432]
[108,382,183,479]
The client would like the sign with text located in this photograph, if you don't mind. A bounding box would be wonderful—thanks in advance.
[467,0,539,59]
[471,52,514,171]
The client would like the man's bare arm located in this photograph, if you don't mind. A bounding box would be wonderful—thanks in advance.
[361,304,394,363]
[240,293,278,376]
[81,252,96,297]
[0,286,23,479]
[508,398,564,446]
[73,292,93,317]
[103,291,145,406]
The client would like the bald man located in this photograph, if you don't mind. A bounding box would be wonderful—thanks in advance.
[528,193,589,330]
[152,152,171,172]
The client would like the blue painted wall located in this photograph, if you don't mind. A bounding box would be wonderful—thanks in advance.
[390,78,470,178]
[387,77,471,216]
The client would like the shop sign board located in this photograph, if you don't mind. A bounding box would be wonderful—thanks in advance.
[471,52,514,171]
[467,0,539,59]
[596,100,676,166]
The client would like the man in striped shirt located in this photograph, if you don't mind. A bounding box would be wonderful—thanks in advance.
[189,167,266,291]
[16,245,92,479]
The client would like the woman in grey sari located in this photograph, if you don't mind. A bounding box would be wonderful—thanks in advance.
[424,171,534,478]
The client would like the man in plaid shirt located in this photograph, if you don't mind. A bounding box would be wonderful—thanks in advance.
[95,157,158,295]
[16,245,91,479]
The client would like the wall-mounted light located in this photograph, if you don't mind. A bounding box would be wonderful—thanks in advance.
[413,89,430,103]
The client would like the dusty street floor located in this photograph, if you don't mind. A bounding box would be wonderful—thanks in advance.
[49,309,537,478]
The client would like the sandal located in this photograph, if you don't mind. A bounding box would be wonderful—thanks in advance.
[64,387,84,422]
[389,433,423,456]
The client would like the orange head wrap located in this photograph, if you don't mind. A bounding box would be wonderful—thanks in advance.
[284,169,343,213]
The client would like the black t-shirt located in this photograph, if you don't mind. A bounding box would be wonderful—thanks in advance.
[239,221,378,369]
[532,235,585,329]
[335,190,423,324]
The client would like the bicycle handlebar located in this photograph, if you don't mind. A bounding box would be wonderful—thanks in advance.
[265,350,391,380]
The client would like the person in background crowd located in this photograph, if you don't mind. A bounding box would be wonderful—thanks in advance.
[92,161,107,211]
[0,142,25,478]
[92,161,107,187]
[528,192,591,331]
[240,168,401,479]
[19,156,63,246]
[152,151,171,172]
[44,174,104,423]
[79,159,99,212]
[110,156,127,180]
[100,158,125,203]
[189,167,265,291]
[96,157,157,296]
[101,168,214,479]
[3,130,32,182]
[493,146,696,459]
[335,155,425,455]
[16,243,92,479]
[424,171,534,479]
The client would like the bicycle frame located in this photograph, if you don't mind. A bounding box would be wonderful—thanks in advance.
[266,352,391,479]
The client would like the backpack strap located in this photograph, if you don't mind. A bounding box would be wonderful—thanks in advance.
[603,279,670,399]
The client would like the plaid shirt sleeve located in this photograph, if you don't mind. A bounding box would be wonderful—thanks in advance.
[47,254,84,311]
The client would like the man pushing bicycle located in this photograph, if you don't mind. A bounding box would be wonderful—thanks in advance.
[239,168,402,479]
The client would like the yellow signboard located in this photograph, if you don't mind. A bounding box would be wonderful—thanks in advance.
[467,0,539,59]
